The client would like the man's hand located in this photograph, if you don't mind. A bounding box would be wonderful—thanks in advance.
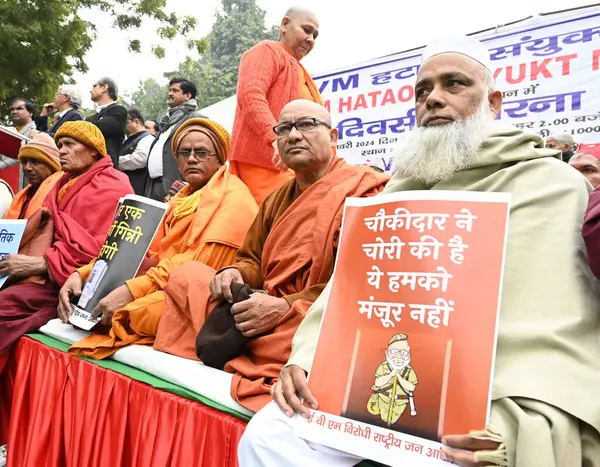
[91,284,134,326]
[40,103,54,117]
[0,254,46,279]
[441,434,501,466]
[57,271,83,323]
[271,365,318,418]
[209,268,243,302]
[231,293,290,337]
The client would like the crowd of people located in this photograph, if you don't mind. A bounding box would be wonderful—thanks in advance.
[0,6,599,467]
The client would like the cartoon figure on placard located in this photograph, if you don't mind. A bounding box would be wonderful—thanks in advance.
[367,333,418,427]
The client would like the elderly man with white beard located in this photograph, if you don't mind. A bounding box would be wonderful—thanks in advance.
[237,35,600,467]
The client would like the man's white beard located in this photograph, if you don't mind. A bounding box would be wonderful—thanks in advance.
[393,98,497,185]
[386,353,410,371]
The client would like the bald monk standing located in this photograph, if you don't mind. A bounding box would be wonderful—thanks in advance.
[229,7,323,205]
[5,133,63,219]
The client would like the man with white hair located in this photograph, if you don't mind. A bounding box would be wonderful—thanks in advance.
[546,132,577,163]
[35,84,84,136]
[238,35,600,467]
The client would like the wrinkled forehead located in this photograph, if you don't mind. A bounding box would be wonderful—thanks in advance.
[416,53,487,87]
[279,104,329,124]
[178,129,216,149]
[572,155,600,168]
[290,12,319,29]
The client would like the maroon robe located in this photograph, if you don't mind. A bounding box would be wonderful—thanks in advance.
[0,157,133,354]
[583,186,600,279]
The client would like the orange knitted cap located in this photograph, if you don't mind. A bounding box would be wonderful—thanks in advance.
[55,121,108,158]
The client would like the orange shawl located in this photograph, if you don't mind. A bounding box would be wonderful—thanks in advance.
[4,172,62,219]
[68,167,257,359]
[225,158,388,411]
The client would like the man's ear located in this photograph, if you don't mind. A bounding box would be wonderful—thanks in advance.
[489,90,502,118]
[330,128,339,146]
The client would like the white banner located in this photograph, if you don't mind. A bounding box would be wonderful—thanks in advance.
[314,10,600,171]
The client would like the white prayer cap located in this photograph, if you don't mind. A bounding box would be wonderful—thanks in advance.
[421,35,492,72]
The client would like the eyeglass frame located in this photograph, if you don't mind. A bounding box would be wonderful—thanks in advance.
[175,147,219,161]
[272,117,331,138]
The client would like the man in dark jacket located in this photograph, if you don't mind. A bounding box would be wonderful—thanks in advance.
[119,109,155,195]
[34,85,84,137]
[86,77,127,169]
[144,77,205,201]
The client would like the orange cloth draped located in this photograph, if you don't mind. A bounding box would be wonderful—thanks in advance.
[229,162,294,206]
[155,157,390,412]
[4,172,62,220]
[68,167,258,359]
[228,41,324,206]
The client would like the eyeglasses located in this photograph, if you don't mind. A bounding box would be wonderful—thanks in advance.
[273,117,331,138]
[175,147,217,160]
[388,348,410,357]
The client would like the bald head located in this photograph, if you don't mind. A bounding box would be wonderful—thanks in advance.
[280,7,319,61]
[284,6,317,20]
[280,99,331,125]
[275,99,336,184]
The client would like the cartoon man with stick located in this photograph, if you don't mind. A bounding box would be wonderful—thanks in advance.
[367,333,418,427]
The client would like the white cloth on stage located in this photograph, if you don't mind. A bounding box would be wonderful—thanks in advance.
[238,401,362,467]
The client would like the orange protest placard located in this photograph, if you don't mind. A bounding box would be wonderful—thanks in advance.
[294,190,510,466]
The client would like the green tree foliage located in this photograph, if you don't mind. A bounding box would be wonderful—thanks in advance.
[130,0,278,119]
[0,0,198,121]
[129,78,168,121]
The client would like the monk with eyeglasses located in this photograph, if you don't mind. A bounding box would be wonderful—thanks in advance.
[148,100,389,412]
[65,118,257,359]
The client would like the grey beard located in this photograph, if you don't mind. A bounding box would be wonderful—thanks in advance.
[393,99,497,185]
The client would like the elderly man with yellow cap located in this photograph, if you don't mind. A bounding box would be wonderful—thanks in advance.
[4,133,63,219]
[238,36,600,467]
[0,121,133,375]
[63,118,257,360]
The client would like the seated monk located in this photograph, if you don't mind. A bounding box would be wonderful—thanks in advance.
[238,36,600,467]
[64,118,258,359]
[151,99,390,412]
[4,133,63,219]
[0,121,133,374]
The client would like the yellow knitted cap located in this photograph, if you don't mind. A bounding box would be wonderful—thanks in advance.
[172,118,231,164]
[54,121,108,158]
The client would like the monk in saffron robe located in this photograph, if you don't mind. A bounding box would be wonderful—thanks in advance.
[64,118,257,359]
[0,121,133,374]
[154,100,389,412]
[4,133,63,219]
[229,8,323,205]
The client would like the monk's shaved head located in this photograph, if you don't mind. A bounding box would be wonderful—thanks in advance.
[279,6,319,60]
[283,6,318,22]
[279,99,331,125]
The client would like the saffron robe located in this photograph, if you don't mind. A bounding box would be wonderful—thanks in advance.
[68,166,257,359]
[4,172,63,219]
[229,41,323,205]
[289,126,600,466]
[156,157,389,411]
[0,157,133,355]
